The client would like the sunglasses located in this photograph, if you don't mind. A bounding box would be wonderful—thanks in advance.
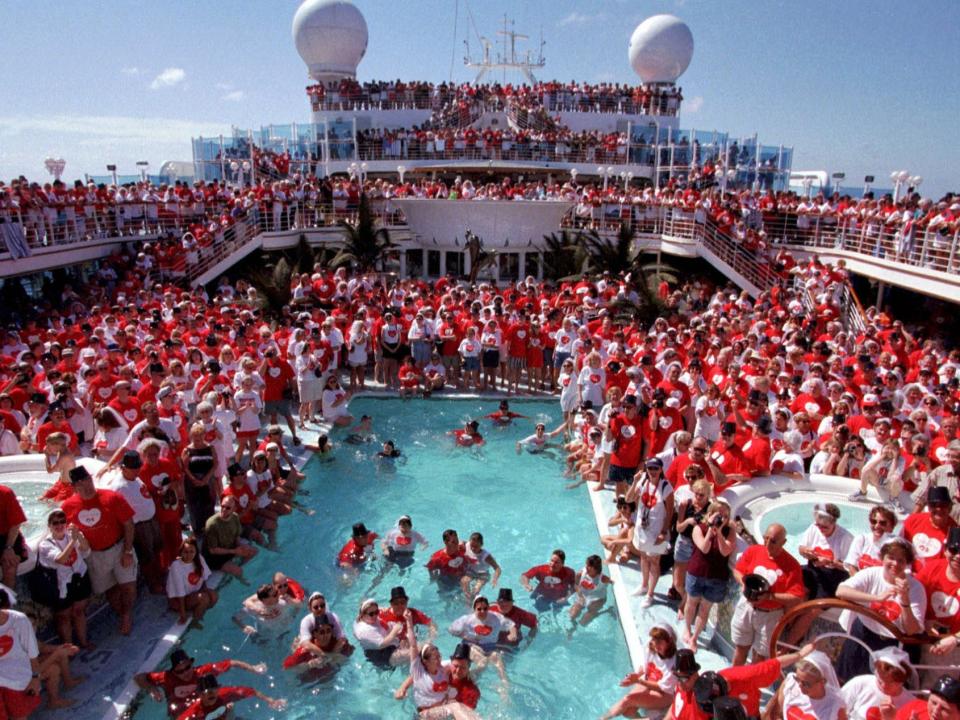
[364,609,379,616]
[50,520,67,526]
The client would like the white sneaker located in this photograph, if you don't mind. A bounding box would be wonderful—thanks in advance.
[848,490,866,501]
[640,595,653,608]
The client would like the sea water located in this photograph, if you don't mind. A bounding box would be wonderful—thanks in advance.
[134,398,630,719]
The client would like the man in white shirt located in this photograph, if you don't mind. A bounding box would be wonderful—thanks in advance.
[104,451,163,593]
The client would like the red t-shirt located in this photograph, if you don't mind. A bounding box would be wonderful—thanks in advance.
[902,512,956,571]
[669,658,781,720]
[145,660,231,710]
[337,532,378,565]
[0,485,27,534]
[426,544,472,577]
[522,564,576,600]
[649,407,683,454]
[177,686,256,720]
[609,413,644,468]
[261,360,294,402]
[734,544,805,611]
[61,489,134,550]
[916,558,960,633]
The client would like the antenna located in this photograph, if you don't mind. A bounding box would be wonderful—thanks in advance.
[463,14,545,85]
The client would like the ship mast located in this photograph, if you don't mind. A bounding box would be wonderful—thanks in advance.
[463,10,545,85]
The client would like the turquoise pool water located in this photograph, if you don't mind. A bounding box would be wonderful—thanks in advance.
[134,398,630,719]
[756,500,880,559]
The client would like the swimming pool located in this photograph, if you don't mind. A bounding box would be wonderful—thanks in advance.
[133,398,630,719]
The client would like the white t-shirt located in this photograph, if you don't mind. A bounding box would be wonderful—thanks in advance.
[0,610,39,691]
[353,618,398,650]
[299,610,344,641]
[448,611,514,647]
[246,469,273,509]
[799,523,853,565]
[39,535,90,599]
[840,674,912,720]
[166,557,211,599]
[637,644,677,694]
[838,566,926,637]
[383,527,426,554]
[843,532,889,572]
[578,366,606,407]
[410,655,456,709]
[321,388,348,420]
[103,471,156,523]
[782,674,845,720]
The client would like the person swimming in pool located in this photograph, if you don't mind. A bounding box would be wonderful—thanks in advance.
[377,440,402,459]
[345,415,373,445]
[338,523,378,568]
[486,400,528,426]
[450,420,484,447]
[515,422,564,455]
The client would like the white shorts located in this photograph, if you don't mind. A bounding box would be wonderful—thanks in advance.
[730,597,783,657]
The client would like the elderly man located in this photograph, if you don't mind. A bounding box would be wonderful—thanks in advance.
[201,496,257,579]
[730,523,806,665]
[61,465,137,635]
[912,439,960,523]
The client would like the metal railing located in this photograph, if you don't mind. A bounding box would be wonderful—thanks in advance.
[350,137,637,166]
[761,212,960,275]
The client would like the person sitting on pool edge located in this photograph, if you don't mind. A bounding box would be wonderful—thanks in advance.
[338,523,378,568]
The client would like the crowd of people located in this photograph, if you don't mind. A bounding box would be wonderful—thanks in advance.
[6,170,956,279]
[0,175,960,716]
[305,78,683,118]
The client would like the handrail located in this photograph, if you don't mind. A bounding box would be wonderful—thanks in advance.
[768,597,935,658]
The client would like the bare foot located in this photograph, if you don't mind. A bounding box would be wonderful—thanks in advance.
[64,675,86,689]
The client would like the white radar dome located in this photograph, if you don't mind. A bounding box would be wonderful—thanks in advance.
[628,15,693,84]
[292,0,368,81]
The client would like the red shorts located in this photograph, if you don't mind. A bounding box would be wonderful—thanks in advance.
[236,430,258,439]
[0,686,41,720]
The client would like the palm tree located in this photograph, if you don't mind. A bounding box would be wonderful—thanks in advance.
[581,222,666,325]
[541,229,588,281]
[582,222,640,276]
[465,229,497,284]
[331,193,397,272]
[232,235,318,318]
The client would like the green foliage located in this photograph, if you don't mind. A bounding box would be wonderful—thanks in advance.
[331,193,397,272]
[541,229,589,281]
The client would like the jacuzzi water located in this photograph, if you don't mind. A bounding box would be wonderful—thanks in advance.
[756,500,879,559]
[133,398,630,719]
[5,477,60,540]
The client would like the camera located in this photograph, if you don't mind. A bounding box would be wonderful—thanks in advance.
[712,516,725,528]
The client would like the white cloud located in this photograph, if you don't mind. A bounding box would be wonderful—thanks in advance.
[0,114,231,180]
[558,12,598,26]
[684,95,704,113]
[121,66,140,76]
[150,67,186,90]
[221,90,245,102]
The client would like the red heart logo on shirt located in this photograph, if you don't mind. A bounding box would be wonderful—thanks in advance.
[786,706,818,720]
[869,600,902,622]
[645,661,662,682]
[188,571,201,585]
[432,680,449,693]
[474,624,492,636]
[0,636,12,657]
[858,555,881,570]
[590,374,600,384]
[811,547,834,560]
[866,706,882,720]
[395,536,411,546]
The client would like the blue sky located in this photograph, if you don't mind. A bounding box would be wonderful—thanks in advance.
[0,0,957,196]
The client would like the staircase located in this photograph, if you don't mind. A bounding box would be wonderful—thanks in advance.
[185,213,263,287]
[504,98,558,134]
